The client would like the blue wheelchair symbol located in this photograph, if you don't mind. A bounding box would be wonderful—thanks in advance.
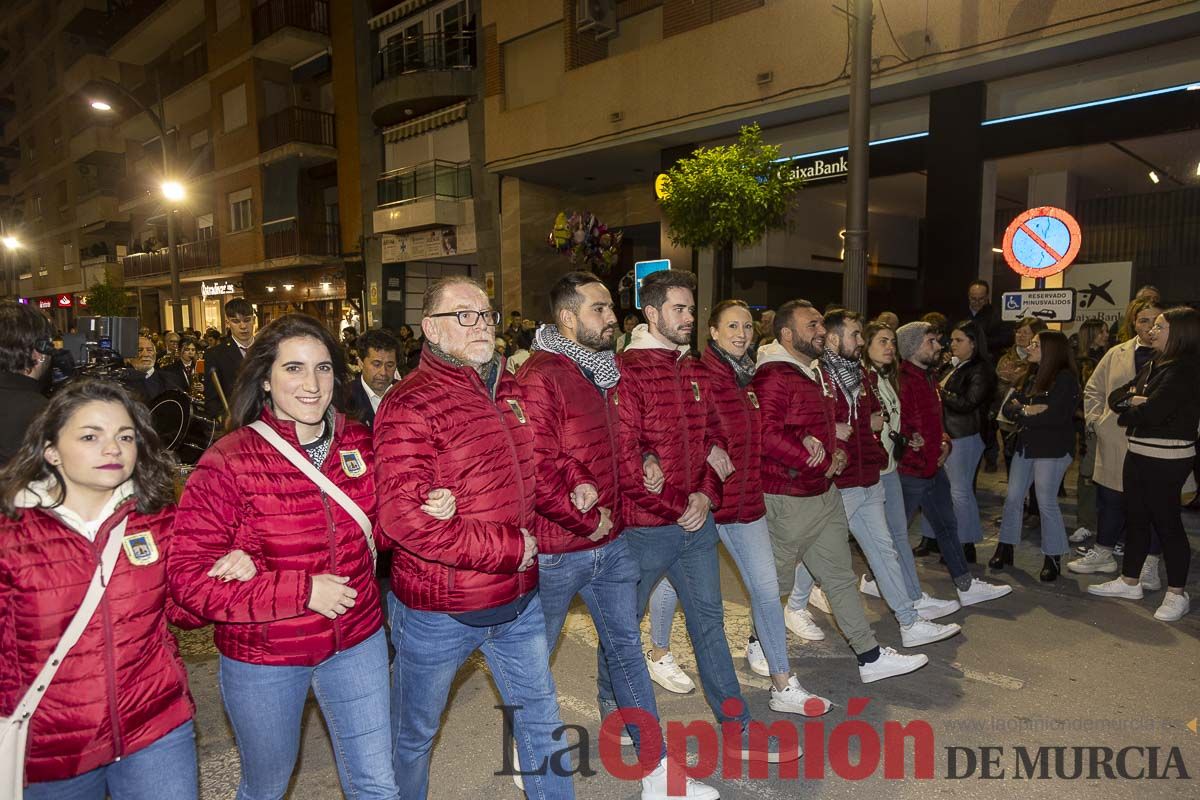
[1004,295,1022,311]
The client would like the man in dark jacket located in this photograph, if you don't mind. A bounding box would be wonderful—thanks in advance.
[968,279,1007,469]
[345,329,398,429]
[204,297,256,417]
[0,301,52,465]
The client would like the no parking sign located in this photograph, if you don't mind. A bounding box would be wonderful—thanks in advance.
[1001,206,1082,280]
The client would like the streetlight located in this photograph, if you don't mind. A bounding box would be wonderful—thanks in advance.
[1,236,19,250]
[89,75,185,333]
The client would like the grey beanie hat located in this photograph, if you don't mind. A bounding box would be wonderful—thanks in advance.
[896,321,932,361]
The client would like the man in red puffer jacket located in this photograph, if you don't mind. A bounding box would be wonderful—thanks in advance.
[374,276,573,800]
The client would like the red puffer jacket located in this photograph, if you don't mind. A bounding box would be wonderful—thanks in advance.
[516,349,620,554]
[615,328,725,529]
[753,343,838,498]
[0,499,202,783]
[170,408,381,666]
[697,345,765,524]
[825,364,886,489]
[898,360,948,479]
[375,348,537,612]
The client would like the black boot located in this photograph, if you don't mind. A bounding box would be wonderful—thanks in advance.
[1040,555,1061,582]
[963,543,977,564]
[988,543,1014,569]
[913,537,939,557]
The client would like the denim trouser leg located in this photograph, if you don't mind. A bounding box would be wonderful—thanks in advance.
[647,578,676,650]
[538,538,663,759]
[999,452,1035,546]
[718,517,791,676]
[608,518,749,725]
[221,630,398,800]
[841,482,919,627]
[25,721,199,800]
[785,563,815,613]
[946,434,986,544]
[1001,453,1073,555]
[390,593,573,800]
[899,470,971,580]
[881,470,922,602]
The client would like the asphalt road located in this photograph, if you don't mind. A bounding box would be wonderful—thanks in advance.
[180,467,1200,799]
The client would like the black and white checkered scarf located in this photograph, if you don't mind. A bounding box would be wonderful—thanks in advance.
[533,324,621,389]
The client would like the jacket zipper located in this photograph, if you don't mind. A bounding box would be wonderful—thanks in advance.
[603,387,620,525]
[736,379,751,522]
[90,529,125,761]
[471,370,530,529]
[319,492,343,653]
[675,358,693,497]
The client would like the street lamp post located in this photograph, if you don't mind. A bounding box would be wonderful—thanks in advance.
[91,75,185,332]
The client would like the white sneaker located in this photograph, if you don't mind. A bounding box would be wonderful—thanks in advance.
[809,586,832,614]
[914,592,961,621]
[859,574,881,597]
[957,578,1013,607]
[858,646,929,683]
[1087,577,1143,600]
[512,743,523,791]
[900,618,962,647]
[1153,592,1190,622]
[745,639,770,677]
[1139,555,1162,591]
[1067,547,1118,574]
[768,675,833,716]
[642,758,720,799]
[645,650,695,694]
[783,607,826,641]
[1069,526,1094,544]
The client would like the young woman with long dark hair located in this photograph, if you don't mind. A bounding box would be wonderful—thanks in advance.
[1089,307,1200,622]
[991,331,1080,581]
[0,380,250,799]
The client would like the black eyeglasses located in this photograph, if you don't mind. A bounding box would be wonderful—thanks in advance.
[428,310,501,327]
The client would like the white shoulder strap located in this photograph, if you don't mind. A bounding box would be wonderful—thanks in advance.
[248,421,377,564]
[5,517,128,725]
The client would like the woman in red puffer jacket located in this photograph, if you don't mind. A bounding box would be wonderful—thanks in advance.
[0,379,250,800]
[646,300,832,718]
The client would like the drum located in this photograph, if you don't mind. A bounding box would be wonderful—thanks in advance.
[151,390,218,465]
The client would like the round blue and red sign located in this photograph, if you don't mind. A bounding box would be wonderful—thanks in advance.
[1001,206,1082,279]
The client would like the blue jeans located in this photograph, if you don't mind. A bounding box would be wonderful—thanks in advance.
[1000,453,1073,555]
[648,517,790,676]
[899,470,971,581]
[601,516,749,725]
[25,721,197,800]
[388,592,574,800]
[881,470,922,602]
[945,434,986,544]
[219,630,397,800]
[537,537,663,758]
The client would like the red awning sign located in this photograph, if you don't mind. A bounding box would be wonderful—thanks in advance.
[1001,206,1082,280]
[56,294,73,308]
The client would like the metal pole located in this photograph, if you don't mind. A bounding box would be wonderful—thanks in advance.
[841,0,872,314]
[156,72,184,333]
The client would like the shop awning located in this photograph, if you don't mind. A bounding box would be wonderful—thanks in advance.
[382,102,468,142]
[368,0,436,31]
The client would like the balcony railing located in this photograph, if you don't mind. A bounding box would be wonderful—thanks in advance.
[375,32,475,83]
[252,0,330,42]
[259,106,336,152]
[263,218,339,260]
[121,238,220,280]
[125,45,208,112]
[377,160,472,207]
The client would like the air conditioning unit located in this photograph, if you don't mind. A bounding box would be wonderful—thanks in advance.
[576,0,617,39]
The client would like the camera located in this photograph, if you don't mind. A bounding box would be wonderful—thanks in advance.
[888,430,910,460]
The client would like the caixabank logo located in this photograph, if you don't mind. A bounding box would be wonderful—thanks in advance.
[495,701,1193,793]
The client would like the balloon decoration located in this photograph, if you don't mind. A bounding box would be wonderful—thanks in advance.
[547,212,623,274]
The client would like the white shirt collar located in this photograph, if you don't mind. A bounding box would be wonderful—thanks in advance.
[361,376,387,411]
[15,479,136,542]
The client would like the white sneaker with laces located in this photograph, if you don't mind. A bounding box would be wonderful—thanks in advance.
[859,574,880,597]
[1087,578,1143,600]
[1153,592,1190,622]
[809,586,832,614]
[783,607,826,641]
[645,650,695,694]
[914,592,960,621]
[957,578,1013,607]
[1069,526,1094,544]
[641,759,720,800]
[1067,547,1118,574]
[900,618,962,647]
[768,675,833,716]
[1139,555,1162,591]
[858,646,929,683]
[745,639,770,677]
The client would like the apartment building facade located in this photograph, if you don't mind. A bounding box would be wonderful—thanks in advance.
[482,0,1200,327]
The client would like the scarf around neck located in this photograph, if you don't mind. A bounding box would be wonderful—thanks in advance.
[533,324,620,389]
[822,348,863,400]
[429,343,503,397]
[710,343,756,387]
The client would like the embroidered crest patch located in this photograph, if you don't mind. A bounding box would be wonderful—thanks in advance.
[122,530,159,566]
[506,398,528,423]
[339,449,367,478]
[746,390,760,409]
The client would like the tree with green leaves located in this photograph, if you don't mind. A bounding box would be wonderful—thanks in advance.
[84,270,130,317]
[657,123,804,304]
